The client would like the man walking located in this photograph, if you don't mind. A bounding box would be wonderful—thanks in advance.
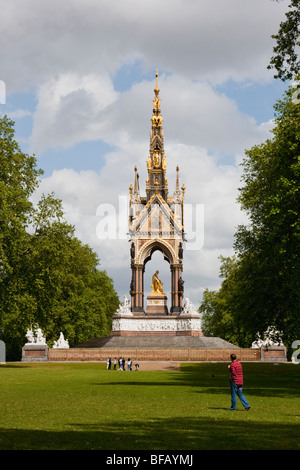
[228,354,251,411]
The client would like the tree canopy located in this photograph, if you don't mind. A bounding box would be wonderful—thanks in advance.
[268,0,300,82]
[0,115,119,360]
[200,89,300,354]
[201,1,300,356]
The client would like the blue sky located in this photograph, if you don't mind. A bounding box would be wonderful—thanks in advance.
[0,0,291,307]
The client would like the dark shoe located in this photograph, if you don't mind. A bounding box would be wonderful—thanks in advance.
[245,406,251,411]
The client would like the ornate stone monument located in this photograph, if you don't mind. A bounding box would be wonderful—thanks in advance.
[22,325,49,362]
[116,296,132,316]
[24,325,47,345]
[251,326,287,362]
[111,71,202,337]
[53,332,69,349]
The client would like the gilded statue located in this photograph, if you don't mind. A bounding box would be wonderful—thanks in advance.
[153,96,160,111]
[151,270,165,295]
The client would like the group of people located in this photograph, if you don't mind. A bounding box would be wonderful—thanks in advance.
[106,357,139,371]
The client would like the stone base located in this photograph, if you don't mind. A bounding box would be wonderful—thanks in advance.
[111,314,202,337]
[22,344,49,362]
[146,294,168,315]
[261,345,287,362]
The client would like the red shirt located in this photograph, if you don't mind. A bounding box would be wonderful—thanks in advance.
[229,360,243,385]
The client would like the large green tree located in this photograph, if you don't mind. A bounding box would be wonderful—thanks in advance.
[235,88,300,347]
[0,115,119,360]
[200,89,300,352]
[201,0,300,353]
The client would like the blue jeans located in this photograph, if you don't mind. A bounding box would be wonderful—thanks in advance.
[230,381,250,410]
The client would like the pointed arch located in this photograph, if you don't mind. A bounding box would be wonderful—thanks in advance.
[138,239,175,266]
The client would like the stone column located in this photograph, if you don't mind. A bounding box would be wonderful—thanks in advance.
[170,264,183,314]
[130,264,145,314]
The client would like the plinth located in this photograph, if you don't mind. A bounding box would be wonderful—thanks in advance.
[146,293,168,315]
[22,344,49,362]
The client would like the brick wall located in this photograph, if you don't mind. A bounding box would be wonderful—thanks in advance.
[48,347,261,362]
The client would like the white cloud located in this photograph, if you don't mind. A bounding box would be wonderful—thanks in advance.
[3,0,289,309]
[30,73,119,153]
[7,108,32,120]
[1,0,289,93]
[30,74,275,158]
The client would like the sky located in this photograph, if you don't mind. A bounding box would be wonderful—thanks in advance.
[0,0,291,310]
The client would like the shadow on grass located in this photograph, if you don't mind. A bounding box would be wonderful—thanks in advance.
[175,363,300,398]
[0,364,31,369]
[94,379,298,399]
[0,416,299,451]
[96,365,300,398]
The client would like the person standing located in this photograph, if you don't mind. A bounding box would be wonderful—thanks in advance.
[228,354,251,411]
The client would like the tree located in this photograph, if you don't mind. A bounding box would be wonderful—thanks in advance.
[268,0,300,82]
[0,115,119,360]
[200,257,255,348]
[200,89,300,353]
[0,115,42,280]
[0,115,42,357]
[234,88,300,350]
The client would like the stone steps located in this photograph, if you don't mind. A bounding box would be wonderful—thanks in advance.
[74,335,239,350]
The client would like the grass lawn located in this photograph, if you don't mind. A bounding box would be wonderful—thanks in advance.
[0,361,299,450]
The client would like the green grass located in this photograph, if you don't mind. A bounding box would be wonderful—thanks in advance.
[0,362,299,450]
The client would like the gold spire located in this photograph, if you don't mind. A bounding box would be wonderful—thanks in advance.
[149,69,164,161]
[154,69,159,96]
[146,70,168,201]
[153,69,161,113]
